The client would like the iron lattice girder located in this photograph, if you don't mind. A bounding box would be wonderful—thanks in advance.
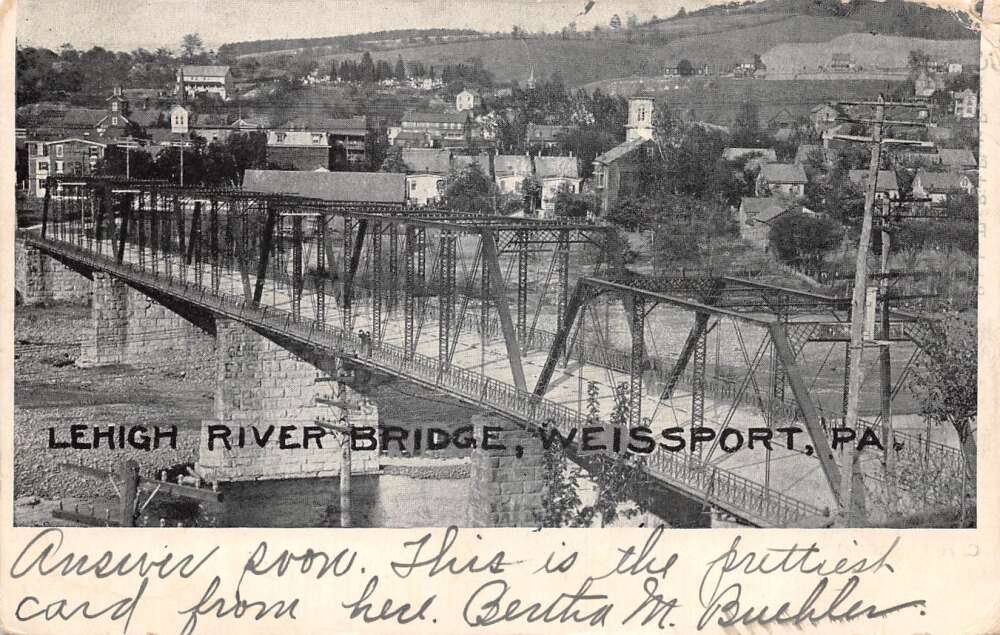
[60,177,610,240]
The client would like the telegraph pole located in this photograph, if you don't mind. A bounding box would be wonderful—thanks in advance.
[830,95,929,526]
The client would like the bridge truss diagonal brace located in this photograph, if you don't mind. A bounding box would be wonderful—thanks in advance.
[252,205,279,305]
[533,281,589,397]
[480,228,527,393]
[768,322,842,509]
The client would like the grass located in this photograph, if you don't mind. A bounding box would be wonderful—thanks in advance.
[312,14,872,88]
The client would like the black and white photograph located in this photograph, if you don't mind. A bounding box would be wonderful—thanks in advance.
[12,0,981,532]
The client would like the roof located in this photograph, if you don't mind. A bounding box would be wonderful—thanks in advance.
[402,148,451,174]
[937,148,977,168]
[231,116,271,129]
[59,108,107,128]
[127,110,163,128]
[181,65,230,78]
[193,114,230,128]
[794,144,822,164]
[281,116,365,132]
[268,130,330,146]
[594,137,652,164]
[722,147,777,162]
[123,88,162,100]
[848,169,900,191]
[394,130,429,141]
[740,197,792,224]
[327,117,368,133]
[458,88,480,97]
[760,162,807,184]
[452,153,490,174]
[534,156,579,179]
[810,103,840,114]
[402,111,469,125]
[494,155,532,177]
[526,123,577,142]
[243,170,406,204]
[43,137,107,148]
[915,169,966,193]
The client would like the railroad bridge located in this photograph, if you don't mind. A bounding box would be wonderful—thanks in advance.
[16,176,963,527]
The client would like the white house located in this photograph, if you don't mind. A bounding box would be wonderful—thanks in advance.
[169,105,190,134]
[953,89,978,119]
[177,65,233,101]
[911,169,976,207]
[847,169,901,200]
[534,156,581,217]
[455,88,482,112]
[494,154,532,194]
[402,148,451,206]
[755,163,807,197]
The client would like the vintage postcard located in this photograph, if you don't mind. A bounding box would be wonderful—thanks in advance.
[1,0,997,632]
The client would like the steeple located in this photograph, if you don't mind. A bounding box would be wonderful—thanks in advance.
[626,91,655,142]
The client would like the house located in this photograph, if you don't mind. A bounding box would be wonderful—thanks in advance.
[265,130,332,171]
[847,169,900,200]
[493,154,532,194]
[400,111,469,144]
[176,65,233,101]
[947,63,963,74]
[401,148,451,206]
[392,130,433,148]
[169,105,190,134]
[937,148,978,171]
[810,103,842,134]
[191,113,232,143]
[28,138,106,198]
[953,89,978,119]
[722,147,778,170]
[738,196,793,249]
[326,117,371,167]
[911,169,975,206]
[455,88,482,112]
[768,108,796,130]
[830,53,855,72]
[96,86,132,136]
[534,156,581,217]
[243,170,406,205]
[756,163,807,197]
[525,123,577,149]
[230,116,270,133]
[734,58,757,77]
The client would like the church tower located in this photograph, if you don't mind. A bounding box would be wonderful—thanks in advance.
[625,94,654,142]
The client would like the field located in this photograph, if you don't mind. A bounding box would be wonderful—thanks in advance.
[581,76,904,127]
[308,14,871,87]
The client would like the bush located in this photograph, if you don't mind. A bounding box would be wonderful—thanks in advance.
[768,212,842,267]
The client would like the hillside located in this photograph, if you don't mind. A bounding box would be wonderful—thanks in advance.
[761,33,980,75]
[314,15,871,87]
[667,0,978,39]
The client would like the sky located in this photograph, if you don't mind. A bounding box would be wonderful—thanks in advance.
[17,0,720,52]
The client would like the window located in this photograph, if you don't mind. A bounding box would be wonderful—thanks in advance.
[55,161,64,174]
[410,181,417,191]
[37,160,48,172]
[275,132,286,143]
[112,117,118,126]
[111,101,119,112]
[55,145,64,158]
[312,134,323,144]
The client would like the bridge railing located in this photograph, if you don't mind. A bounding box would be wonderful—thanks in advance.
[21,227,831,527]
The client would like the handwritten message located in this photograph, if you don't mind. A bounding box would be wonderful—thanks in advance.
[5,527,925,633]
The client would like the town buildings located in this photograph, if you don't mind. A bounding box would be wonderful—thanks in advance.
[535,156,582,217]
[455,89,481,112]
[755,163,807,197]
[847,169,901,200]
[28,138,106,197]
[266,130,332,171]
[176,65,233,101]
[592,95,660,214]
[953,89,978,119]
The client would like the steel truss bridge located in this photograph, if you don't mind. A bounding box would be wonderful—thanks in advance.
[20,176,964,527]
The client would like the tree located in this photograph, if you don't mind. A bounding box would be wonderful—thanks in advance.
[444,162,495,214]
[610,14,622,30]
[379,147,408,173]
[394,56,407,81]
[910,312,976,481]
[588,383,649,527]
[768,212,842,268]
[553,186,596,218]
[677,59,694,76]
[181,33,204,59]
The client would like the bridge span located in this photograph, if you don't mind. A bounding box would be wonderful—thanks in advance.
[17,176,962,527]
